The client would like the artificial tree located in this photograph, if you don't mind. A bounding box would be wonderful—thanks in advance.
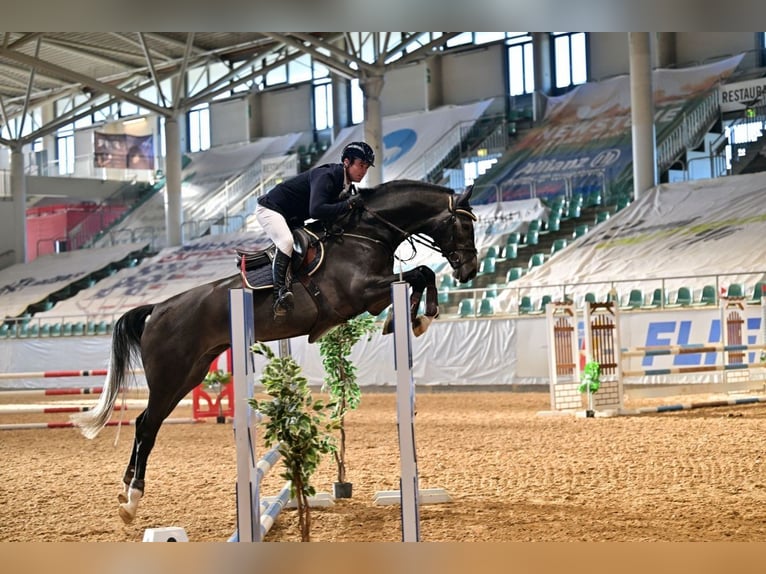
[318,314,378,498]
[248,342,336,542]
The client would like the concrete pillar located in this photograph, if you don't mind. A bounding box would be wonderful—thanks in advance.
[361,73,384,186]
[163,115,183,247]
[532,33,553,122]
[10,147,27,264]
[629,33,657,200]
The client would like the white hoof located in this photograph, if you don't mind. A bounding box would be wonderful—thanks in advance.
[118,487,143,524]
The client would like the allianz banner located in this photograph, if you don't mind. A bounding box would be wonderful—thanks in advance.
[473,54,744,205]
[94,132,154,169]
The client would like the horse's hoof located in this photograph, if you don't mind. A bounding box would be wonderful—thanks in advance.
[117,492,128,504]
[118,504,135,524]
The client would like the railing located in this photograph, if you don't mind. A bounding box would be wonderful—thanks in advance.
[441,269,766,319]
[656,89,721,173]
[24,152,162,184]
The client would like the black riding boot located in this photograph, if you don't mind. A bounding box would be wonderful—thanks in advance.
[272,250,294,317]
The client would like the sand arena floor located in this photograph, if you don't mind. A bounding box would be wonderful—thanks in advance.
[2,389,766,542]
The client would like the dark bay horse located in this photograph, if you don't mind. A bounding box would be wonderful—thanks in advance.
[72,179,478,523]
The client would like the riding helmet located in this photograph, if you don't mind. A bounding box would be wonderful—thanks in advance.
[341,141,375,167]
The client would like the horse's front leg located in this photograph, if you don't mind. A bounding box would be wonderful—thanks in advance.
[379,266,437,337]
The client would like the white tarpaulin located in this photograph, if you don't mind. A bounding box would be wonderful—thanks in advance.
[0,243,149,319]
[317,100,494,184]
[512,172,766,301]
[0,316,525,390]
[182,133,303,184]
[34,232,269,320]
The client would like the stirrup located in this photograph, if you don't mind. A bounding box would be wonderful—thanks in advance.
[273,290,294,316]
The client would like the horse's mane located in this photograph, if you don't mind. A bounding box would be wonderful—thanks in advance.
[357,179,454,202]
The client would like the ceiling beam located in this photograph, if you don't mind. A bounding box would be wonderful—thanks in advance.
[0,46,169,116]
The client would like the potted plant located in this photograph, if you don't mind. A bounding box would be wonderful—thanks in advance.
[202,369,232,423]
[248,342,336,542]
[579,360,601,418]
[318,314,378,499]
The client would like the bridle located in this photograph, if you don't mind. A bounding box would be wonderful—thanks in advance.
[351,193,477,267]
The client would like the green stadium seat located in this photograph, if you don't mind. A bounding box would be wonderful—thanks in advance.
[439,274,455,289]
[667,287,692,307]
[519,296,535,315]
[478,256,497,276]
[641,288,664,309]
[506,267,524,282]
[505,231,521,246]
[528,252,545,270]
[747,282,765,305]
[458,298,475,318]
[573,224,589,239]
[620,289,644,310]
[522,229,539,247]
[478,298,494,316]
[595,210,610,224]
[534,294,552,314]
[693,285,716,306]
[550,238,567,256]
[726,283,744,298]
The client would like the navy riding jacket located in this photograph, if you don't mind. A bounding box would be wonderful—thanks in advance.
[257,163,351,228]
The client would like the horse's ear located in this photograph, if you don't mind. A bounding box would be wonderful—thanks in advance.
[457,185,474,206]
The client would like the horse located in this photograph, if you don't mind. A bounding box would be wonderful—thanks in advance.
[71,179,479,524]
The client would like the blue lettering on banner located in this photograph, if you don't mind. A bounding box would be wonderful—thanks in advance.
[642,318,762,366]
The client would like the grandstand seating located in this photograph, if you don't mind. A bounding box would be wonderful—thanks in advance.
[519,296,535,314]
[694,285,717,306]
[748,281,765,305]
[726,283,744,298]
[620,289,644,310]
[668,287,693,307]
[573,224,589,239]
[458,298,475,318]
[550,238,567,257]
[478,298,494,316]
[527,252,545,270]
[641,288,665,309]
[506,267,524,282]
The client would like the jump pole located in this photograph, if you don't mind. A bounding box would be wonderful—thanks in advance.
[391,280,420,542]
[230,287,260,542]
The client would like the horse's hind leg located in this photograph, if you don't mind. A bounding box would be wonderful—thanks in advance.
[118,358,218,524]
[117,412,145,504]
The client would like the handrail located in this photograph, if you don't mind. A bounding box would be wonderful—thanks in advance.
[656,88,721,173]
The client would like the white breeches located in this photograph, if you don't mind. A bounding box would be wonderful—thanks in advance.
[255,204,294,255]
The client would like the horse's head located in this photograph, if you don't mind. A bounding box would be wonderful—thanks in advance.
[436,185,479,283]
[354,180,478,283]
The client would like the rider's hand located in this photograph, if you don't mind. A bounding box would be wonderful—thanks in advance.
[347,194,364,211]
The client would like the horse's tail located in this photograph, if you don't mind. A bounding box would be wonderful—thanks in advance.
[70,304,155,439]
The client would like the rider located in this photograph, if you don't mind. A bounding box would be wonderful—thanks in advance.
[255,141,376,317]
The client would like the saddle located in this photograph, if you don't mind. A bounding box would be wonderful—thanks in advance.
[235,227,325,290]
